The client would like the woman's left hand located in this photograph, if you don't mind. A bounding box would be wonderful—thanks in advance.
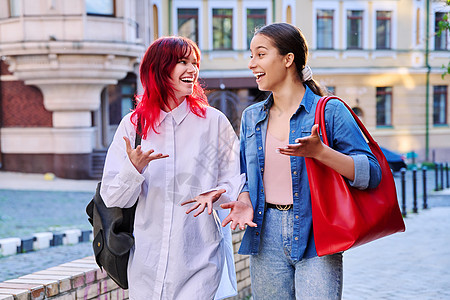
[181,189,226,217]
[277,124,326,159]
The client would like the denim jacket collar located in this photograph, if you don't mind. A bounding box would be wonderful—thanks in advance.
[260,85,315,116]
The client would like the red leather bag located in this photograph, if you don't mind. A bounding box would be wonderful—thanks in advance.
[305,96,405,256]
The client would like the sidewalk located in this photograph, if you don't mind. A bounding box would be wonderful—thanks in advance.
[1,171,449,299]
[343,205,450,299]
[0,171,98,192]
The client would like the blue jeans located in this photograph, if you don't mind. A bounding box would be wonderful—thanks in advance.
[250,208,343,300]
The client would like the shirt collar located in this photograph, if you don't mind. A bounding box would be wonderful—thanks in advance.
[157,98,190,127]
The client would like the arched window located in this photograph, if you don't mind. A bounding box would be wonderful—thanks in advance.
[153,5,159,40]
[286,5,292,24]
[352,107,364,118]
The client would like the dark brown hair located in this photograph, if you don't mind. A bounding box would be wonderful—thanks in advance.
[255,23,325,96]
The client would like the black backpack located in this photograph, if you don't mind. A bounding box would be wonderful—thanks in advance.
[86,132,141,289]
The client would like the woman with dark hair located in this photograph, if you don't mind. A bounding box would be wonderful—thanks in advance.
[222,23,381,299]
[101,36,243,299]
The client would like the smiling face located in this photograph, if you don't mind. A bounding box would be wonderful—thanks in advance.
[248,34,290,92]
[169,49,199,104]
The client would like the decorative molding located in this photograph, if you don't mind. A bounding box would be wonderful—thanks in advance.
[0,127,95,154]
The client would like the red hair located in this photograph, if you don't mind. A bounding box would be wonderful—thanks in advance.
[131,36,208,138]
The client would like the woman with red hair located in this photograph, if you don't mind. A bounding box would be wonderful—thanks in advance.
[100,36,243,300]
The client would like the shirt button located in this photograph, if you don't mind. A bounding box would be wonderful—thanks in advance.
[292,130,295,133]
[260,189,264,193]
[293,171,297,175]
[261,168,264,172]
[258,146,262,150]
[258,211,262,214]
[295,215,299,219]
[256,127,260,131]
[294,192,299,197]
[295,237,298,241]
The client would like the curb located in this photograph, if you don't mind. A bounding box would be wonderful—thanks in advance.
[0,229,92,257]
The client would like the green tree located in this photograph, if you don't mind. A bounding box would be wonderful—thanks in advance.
[436,1,449,78]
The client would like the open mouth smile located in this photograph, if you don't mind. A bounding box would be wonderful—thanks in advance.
[254,72,266,81]
[181,77,194,83]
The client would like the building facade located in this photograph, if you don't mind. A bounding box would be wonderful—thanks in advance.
[0,0,449,178]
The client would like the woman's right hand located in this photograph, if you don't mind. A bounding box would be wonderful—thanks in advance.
[220,192,257,230]
[124,137,168,173]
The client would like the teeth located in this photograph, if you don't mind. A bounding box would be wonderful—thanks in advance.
[254,72,265,79]
[181,78,194,83]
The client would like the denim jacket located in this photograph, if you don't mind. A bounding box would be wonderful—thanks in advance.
[238,86,382,261]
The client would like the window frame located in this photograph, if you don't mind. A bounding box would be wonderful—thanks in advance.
[431,3,449,51]
[176,8,199,45]
[346,10,364,49]
[375,11,392,50]
[371,2,397,51]
[245,8,268,49]
[212,8,233,50]
[434,12,449,51]
[316,9,335,50]
[172,0,203,48]
[433,85,448,125]
[313,1,340,50]
[208,1,238,51]
[8,0,20,17]
[376,87,393,127]
[85,0,115,17]
[282,0,296,24]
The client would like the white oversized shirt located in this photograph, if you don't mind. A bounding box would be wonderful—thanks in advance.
[100,100,243,300]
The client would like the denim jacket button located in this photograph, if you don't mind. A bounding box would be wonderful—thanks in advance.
[256,127,260,131]
[256,232,259,236]
[293,171,297,175]
[258,146,262,150]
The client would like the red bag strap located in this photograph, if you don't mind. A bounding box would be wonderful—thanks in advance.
[315,96,377,147]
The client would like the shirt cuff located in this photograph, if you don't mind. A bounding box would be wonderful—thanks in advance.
[348,154,370,189]
[118,155,146,187]
[240,181,249,194]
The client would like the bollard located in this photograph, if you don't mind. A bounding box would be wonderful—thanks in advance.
[422,167,428,209]
[440,163,444,191]
[435,163,439,191]
[401,168,407,217]
[445,162,450,188]
[412,168,418,213]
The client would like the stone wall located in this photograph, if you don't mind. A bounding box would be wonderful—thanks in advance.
[0,231,251,300]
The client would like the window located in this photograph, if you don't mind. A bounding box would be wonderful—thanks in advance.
[246,9,267,49]
[286,5,292,24]
[347,10,363,49]
[317,10,334,49]
[435,12,448,51]
[433,86,448,125]
[153,5,159,40]
[86,0,114,16]
[376,11,392,49]
[376,87,392,126]
[213,9,233,50]
[9,0,20,17]
[109,74,137,125]
[178,8,199,45]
